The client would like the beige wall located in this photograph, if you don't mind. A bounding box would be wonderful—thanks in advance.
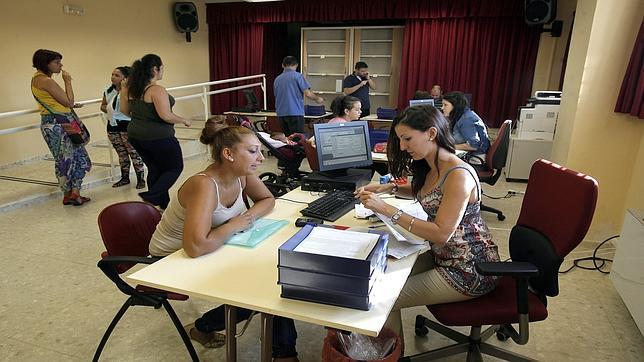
[0,0,210,166]
[532,0,577,92]
[551,0,644,239]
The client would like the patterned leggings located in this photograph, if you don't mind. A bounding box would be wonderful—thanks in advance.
[40,115,92,193]
[107,131,144,178]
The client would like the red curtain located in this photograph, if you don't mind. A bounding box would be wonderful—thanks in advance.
[398,19,540,127]
[208,24,264,114]
[615,20,644,119]
[262,24,289,111]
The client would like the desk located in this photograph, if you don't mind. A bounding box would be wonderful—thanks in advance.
[127,188,419,361]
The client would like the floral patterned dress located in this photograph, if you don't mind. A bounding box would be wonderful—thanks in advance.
[421,165,500,297]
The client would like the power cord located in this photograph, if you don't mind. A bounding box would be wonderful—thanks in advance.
[559,235,618,274]
[276,197,308,205]
[482,191,516,200]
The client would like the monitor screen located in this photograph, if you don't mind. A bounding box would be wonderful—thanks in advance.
[409,98,434,107]
[314,121,372,173]
[243,89,260,109]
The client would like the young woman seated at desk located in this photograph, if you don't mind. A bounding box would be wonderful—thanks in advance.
[441,91,490,164]
[148,120,299,361]
[355,105,500,346]
[307,95,362,146]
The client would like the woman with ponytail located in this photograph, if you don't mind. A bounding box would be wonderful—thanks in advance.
[328,95,361,124]
[100,66,145,188]
[120,54,191,209]
[148,119,297,361]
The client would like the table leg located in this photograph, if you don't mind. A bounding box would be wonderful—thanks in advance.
[260,313,273,362]
[225,305,237,362]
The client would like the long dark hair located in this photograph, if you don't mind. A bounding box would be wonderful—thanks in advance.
[330,95,360,117]
[128,54,162,100]
[107,66,131,93]
[387,105,455,199]
[442,91,469,131]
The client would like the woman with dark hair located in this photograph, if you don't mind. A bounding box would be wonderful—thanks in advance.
[148,119,299,361]
[328,95,361,124]
[31,49,92,206]
[100,66,145,188]
[120,54,191,209]
[355,106,499,344]
[441,91,490,161]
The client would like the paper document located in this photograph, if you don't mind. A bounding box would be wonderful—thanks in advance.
[376,202,428,245]
[387,238,429,259]
[294,227,380,260]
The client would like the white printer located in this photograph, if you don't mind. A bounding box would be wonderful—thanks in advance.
[506,91,561,180]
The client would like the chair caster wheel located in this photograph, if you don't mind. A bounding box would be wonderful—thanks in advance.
[496,330,509,341]
[497,214,506,221]
[414,315,429,337]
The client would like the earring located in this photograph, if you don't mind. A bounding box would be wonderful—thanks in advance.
[229,158,234,162]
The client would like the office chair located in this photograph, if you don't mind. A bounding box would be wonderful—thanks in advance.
[470,119,512,220]
[405,159,598,362]
[252,129,307,197]
[94,201,198,362]
[303,140,320,171]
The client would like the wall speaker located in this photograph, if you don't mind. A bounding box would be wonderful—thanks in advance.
[524,0,557,25]
[173,2,198,42]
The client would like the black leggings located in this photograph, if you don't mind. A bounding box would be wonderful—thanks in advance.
[129,137,183,209]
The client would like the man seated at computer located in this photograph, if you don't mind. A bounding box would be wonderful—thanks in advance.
[355,105,499,349]
[441,91,490,163]
[147,119,299,361]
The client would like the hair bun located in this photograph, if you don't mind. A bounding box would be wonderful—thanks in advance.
[200,116,228,145]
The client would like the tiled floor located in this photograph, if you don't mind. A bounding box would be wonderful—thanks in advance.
[0,139,642,361]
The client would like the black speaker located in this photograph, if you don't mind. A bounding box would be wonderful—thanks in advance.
[524,0,557,25]
[173,2,198,41]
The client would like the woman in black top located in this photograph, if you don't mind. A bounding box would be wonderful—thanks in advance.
[120,54,191,209]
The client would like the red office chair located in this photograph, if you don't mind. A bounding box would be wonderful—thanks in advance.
[405,159,598,361]
[94,201,198,362]
[470,119,512,220]
[303,140,320,171]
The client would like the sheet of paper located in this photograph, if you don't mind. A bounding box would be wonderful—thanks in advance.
[293,227,380,260]
[376,202,428,245]
[387,238,429,259]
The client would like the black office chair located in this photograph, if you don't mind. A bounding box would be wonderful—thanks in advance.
[469,120,512,220]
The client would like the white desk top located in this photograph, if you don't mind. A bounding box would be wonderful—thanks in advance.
[224,111,333,120]
[127,188,419,336]
[362,115,393,122]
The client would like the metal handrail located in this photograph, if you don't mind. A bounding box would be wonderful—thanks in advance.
[0,74,268,136]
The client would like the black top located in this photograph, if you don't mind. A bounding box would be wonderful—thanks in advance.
[127,93,176,141]
[342,74,370,112]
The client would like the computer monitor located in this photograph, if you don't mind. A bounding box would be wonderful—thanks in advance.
[313,121,372,177]
[243,89,260,111]
[409,98,434,107]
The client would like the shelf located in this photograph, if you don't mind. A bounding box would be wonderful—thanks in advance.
[308,54,345,58]
[360,55,392,58]
[361,40,392,43]
[307,40,346,43]
[317,91,343,95]
[371,74,391,77]
[308,73,345,77]
[369,92,390,96]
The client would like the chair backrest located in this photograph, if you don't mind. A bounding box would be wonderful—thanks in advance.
[304,140,320,171]
[510,159,598,297]
[98,201,161,269]
[485,119,512,172]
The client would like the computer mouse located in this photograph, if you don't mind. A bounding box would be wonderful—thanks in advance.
[295,217,324,227]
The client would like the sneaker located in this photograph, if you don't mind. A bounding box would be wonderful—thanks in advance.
[112,178,130,188]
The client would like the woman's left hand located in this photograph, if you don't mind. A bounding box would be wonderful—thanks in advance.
[355,190,388,214]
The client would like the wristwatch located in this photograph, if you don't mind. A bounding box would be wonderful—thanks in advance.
[390,209,403,225]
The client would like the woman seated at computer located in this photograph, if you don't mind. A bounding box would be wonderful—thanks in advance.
[355,105,500,345]
[308,95,361,147]
[148,119,299,361]
[441,91,490,163]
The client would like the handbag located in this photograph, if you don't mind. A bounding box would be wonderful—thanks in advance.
[376,107,397,120]
[32,89,90,146]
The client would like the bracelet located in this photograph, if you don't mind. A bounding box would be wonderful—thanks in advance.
[408,217,416,232]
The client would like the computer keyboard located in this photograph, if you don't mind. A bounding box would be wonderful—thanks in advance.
[300,190,359,222]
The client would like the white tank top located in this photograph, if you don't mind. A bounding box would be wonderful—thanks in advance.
[149,174,247,256]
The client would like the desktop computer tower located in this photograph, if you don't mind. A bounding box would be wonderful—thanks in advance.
[301,168,372,192]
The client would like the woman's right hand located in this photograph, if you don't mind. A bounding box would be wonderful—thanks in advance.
[355,182,393,195]
[62,70,72,83]
[226,213,254,234]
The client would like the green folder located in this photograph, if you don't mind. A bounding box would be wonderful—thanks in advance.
[225,219,289,248]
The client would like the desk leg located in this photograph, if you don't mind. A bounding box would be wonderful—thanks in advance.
[260,313,273,362]
[225,305,237,362]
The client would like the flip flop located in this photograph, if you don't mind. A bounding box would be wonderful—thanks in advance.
[183,323,226,348]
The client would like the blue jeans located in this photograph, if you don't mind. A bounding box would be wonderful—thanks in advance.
[128,137,183,209]
[195,306,297,358]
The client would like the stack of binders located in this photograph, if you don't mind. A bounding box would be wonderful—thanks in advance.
[278,224,388,311]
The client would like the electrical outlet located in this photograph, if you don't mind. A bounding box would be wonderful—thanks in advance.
[63,4,85,16]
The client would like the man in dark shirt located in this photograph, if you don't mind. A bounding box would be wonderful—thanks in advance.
[342,61,376,118]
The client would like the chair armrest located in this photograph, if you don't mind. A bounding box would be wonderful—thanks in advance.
[254,120,267,132]
[475,261,539,278]
[98,255,160,267]
[97,255,162,301]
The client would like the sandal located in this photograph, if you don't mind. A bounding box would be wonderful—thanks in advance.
[63,193,91,206]
[183,323,226,348]
[112,178,130,188]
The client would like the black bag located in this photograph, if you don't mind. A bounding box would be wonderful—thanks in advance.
[376,107,397,119]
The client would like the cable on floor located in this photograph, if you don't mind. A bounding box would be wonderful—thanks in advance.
[559,235,618,274]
